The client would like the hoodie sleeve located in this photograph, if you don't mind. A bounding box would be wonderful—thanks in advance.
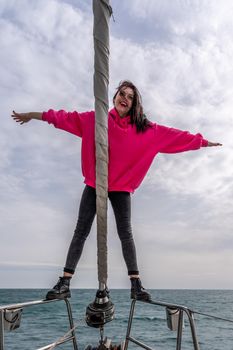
[155,124,208,153]
[42,109,89,137]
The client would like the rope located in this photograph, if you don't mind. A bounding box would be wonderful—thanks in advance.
[36,317,86,350]
[92,0,112,287]
[193,310,233,324]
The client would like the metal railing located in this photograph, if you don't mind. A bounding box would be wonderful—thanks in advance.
[124,299,200,350]
[4,295,233,350]
[0,298,78,350]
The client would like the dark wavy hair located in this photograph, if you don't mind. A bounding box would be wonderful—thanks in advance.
[113,80,152,133]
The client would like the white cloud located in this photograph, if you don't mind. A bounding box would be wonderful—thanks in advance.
[110,17,233,221]
[0,0,94,111]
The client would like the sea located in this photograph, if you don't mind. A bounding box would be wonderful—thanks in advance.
[1,289,233,350]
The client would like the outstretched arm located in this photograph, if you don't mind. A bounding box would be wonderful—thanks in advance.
[207,141,222,147]
[155,123,222,153]
[11,111,42,125]
[12,109,89,137]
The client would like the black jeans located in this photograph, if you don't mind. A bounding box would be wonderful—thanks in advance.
[64,185,139,275]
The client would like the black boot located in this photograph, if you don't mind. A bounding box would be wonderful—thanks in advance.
[46,277,71,300]
[130,278,151,301]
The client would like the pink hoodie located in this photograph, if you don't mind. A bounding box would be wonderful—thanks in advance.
[42,107,208,193]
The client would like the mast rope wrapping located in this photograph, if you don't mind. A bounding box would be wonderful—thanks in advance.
[93,0,112,287]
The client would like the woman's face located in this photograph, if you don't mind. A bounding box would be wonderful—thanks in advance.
[114,87,134,118]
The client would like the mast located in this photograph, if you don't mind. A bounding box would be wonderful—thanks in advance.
[93,0,112,289]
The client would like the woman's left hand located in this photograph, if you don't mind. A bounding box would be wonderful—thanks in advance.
[207,141,222,147]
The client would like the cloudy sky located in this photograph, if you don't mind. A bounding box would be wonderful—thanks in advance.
[1,0,233,289]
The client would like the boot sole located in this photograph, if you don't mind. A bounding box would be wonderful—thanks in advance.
[46,291,71,300]
[131,294,151,302]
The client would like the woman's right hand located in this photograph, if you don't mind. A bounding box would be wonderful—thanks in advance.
[11,111,32,125]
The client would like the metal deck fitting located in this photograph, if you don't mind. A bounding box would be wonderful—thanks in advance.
[0,298,78,350]
[124,299,200,350]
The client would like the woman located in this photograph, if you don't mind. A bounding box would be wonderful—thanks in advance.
[12,80,222,301]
